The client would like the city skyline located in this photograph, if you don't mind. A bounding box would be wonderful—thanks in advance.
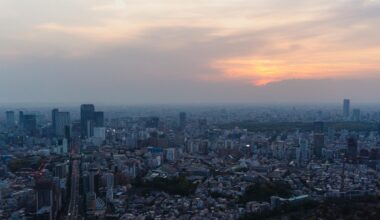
[1,0,380,103]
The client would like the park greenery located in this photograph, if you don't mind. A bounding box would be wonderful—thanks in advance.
[141,175,198,196]
[239,179,292,203]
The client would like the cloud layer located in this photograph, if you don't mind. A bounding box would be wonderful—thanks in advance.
[0,0,380,103]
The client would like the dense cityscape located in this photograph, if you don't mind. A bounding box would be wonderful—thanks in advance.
[0,100,380,219]
[2,0,380,219]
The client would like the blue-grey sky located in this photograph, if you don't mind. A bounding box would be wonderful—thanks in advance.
[1,0,380,104]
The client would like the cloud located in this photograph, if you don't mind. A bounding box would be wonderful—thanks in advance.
[1,0,380,103]
[208,0,380,85]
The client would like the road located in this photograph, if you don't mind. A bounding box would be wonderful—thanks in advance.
[67,159,80,220]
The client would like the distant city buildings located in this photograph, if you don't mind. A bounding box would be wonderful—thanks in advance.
[80,104,104,139]
[52,109,71,137]
[5,111,15,128]
[1,100,380,219]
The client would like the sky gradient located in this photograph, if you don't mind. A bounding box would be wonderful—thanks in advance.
[1,0,380,104]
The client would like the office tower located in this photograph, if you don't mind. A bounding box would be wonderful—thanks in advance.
[56,112,70,137]
[105,172,114,201]
[313,121,324,133]
[23,114,37,135]
[52,109,70,137]
[19,111,24,127]
[352,109,361,121]
[80,104,95,139]
[343,99,350,118]
[179,112,187,130]
[347,135,358,160]
[5,111,15,128]
[51,109,58,136]
[313,133,324,159]
[35,180,54,220]
[94,111,104,127]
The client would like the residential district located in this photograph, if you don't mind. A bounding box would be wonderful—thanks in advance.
[1,100,380,219]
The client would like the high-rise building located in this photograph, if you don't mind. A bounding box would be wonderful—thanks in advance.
[5,111,15,128]
[80,104,95,139]
[313,133,324,159]
[352,109,361,121]
[56,112,70,137]
[51,109,58,136]
[343,99,350,118]
[35,180,54,220]
[179,112,187,130]
[23,114,37,135]
[105,172,114,201]
[347,135,358,160]
[52,109,70,137]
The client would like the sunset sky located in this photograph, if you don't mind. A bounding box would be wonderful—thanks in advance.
[1,0,380,104]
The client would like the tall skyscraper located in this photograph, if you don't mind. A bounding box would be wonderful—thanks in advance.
[51,109,59,136]
[313,121,324,159]
[179,112,187,130]
[313,133,324,159]
[35,180,54,220]
[80,104,95,139]
[5,111,15,128]
[52,109,70,137]
[343,99,350,118]
[105,172,114,201]
[56,112,70,137]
